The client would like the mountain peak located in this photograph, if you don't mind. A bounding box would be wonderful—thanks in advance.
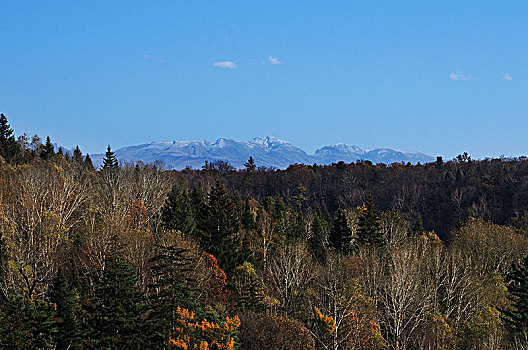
[89,137,434,170]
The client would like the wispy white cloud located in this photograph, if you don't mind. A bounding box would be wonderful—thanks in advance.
[144,54,165,63]
[503,73,513,81]
[268,56,281,65]
[213,61,238,69]
[449,71,473,81]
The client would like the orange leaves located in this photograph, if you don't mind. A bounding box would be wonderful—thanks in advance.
[168,306,240,350]
[203,252,227,296]
[313,306,336,335]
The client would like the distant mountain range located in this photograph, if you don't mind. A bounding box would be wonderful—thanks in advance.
[89,136,435,170]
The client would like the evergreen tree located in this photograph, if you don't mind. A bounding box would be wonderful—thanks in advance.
[502,255,528,338]
[146,244,203,349]
[0,230,7,301]
[189,185,204,215]
[232,262,266,313]
[84,153,95,171]
[413,215,425,236]
[85,242,147,349]
[356,194,384,247]
[241,197,256,232]
[244,156,256,183]
[328,208,353,254]
[102,145,118,170]
[197,182,249,275]
[40,136,55,161]
[0,113,20,162]
[161,184,195,236]
[72,145,83,163]
[49,270,79,349]
[0,295,57,349]
[308,214,327,264]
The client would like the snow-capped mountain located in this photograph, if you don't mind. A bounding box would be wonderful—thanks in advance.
[90,137,434,170]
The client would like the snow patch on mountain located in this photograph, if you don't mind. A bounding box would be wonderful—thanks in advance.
[90,137,435,170]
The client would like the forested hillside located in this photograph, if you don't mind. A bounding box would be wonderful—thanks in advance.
[2,113,528,349]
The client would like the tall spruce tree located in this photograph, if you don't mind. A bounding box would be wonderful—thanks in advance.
[0,230,7,301]
[102,145,118,170]
[197,182,249,275]
[84,153,95,171]
[48,270,79,349]
[244,156,256,183]
[502,255,528,338]
[0,113,20,162]
[146,244,202,349]
[0,295,57,349]
[85,242,147,349]
[72,145,83,163]
[356,194,384,247]
[40,136,55,161]
[308,213,327,264]
[161,184,195,236]
[328,208,353,254]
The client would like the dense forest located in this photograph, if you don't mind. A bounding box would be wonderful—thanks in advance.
[2,113,528,349]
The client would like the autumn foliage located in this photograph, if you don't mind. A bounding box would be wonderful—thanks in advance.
[168,306,240,350]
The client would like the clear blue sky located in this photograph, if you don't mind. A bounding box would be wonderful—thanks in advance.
[1,1,527,158]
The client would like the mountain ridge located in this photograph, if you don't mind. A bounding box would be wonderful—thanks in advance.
[89,136,435,170]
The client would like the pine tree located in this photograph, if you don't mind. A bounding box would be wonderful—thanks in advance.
[328,208,353,254]
[146,244,203,349]
[161,184,195,236]
[502,255,528,338]
[102,145,118,170]
[40,136,55,161]
[85,242,147,349]
[0,113,20,162]
[356,194,384,247]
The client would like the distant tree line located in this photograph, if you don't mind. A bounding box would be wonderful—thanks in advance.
[2,112,528,349]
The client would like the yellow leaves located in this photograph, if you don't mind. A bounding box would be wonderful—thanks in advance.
[313,306,336,335]
[421,231,443,244]
[168,306,240,350]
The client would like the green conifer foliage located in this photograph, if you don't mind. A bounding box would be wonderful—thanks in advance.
[197,182,249,275]
[244,156,256,183]
[146,244,203,349]
[502,255,528,337]
[0,113,21,162]
[161,185,195,236]
[40,136,55,161]
[328,209,353,254]
[84,153,95,171]
[413,215,425,236]
[85,243,146,349]
[0,295,57,349]
[308,214,327,264]
[102,145,118,170]
[241,197,256,232]
[72,145,83,163]
[0,231,7,299]
[49,270,79,349]
[232,262,266,312]
[356,194,384,247]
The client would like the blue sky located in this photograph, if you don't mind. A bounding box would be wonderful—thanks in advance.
[1,1,527,158]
